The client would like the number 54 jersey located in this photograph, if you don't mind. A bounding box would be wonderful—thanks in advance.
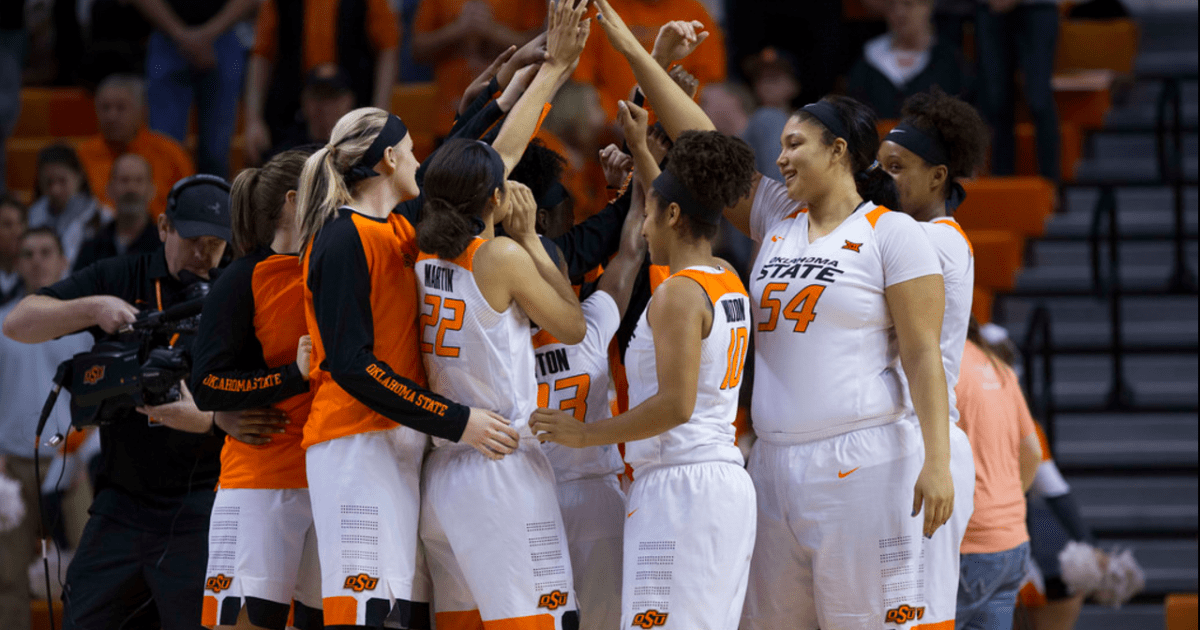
[748,178,942,444]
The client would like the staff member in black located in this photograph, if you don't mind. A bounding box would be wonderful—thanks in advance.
[2,175,233,630]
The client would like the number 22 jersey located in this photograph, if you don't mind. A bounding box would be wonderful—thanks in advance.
[748,177,942,443]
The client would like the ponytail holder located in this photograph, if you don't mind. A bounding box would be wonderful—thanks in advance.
[946,181,967,213]
[856,160,881,180]
[470,216,487,235]
[343,114,409,184]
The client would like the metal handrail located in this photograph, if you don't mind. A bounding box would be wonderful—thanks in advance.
[1022,306,1056,446]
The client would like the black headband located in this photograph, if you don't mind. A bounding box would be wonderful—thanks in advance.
[800,101,849,142]
[538,181,569,210]
[885,122,949,167]
[343,114,409,184]
[652,169,722,226]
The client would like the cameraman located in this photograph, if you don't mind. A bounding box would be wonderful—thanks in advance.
[2,175,232,630]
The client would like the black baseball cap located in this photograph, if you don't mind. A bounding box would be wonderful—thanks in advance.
[165,174,232,243]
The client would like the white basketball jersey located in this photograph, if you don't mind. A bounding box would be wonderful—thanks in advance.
[623,266,750,474]
[898,218,975,426]
[534,290,626,482]
[747,177,942,443]
[415,238,538,447]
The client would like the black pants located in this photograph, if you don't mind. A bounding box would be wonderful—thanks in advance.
[62,488,214,630]
[976,3,1062,181]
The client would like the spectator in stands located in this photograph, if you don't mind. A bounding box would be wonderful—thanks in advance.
[741,47,801,112]
[725,0,839,107]
[975,0,1061,181]
[74,154,161,271]
[0,4,21,193]
[955,317,1044,630]
[126,0,255,178]
[259,65,358,161]
[27,145,109,268]
[76,73,195,221]
[575,0,727,120]
[413,0,545,135]
[243,0,399,167]
[700,81,788,180]
[0,196,25,306]
[540,81,611,222]
[0,227,92,630]
[847,0,972,120]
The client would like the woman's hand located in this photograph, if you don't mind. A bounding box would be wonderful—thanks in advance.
[136,382,213,434]
[599,144,633,189]
[617,100,650,153]
[651,20,711,68]
[460,45,516,115]
[593,0,641,58]
[460,407,520,460]
[546,0,591,70]
[647,124,672,164]
[498,33,547,87]
[530,408,588,448]
[500,181,540,244]
[296,335,312,381]
[214,408,290,445]
[913,460,954,537]
[668,65,699,99]
[496,63,542,113]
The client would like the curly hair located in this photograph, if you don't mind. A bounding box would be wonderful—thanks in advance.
[661,130,757,241]
[508,139,567,204]
[900,89,990,181]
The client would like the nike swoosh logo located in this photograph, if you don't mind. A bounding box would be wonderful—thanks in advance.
[838,467,860,479]
[627,509,638,518]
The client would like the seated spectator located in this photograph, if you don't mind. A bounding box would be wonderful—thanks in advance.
[127,0,255,177]
[540,81,610,222]
[741,47,801,112]
[0,227,93,629]
[262,65,358,160]
[847,0,972,120]
[975,0,1060,181]
[701,81,789,180]
[75,73,195,221]
[74,154,162,271]
[243,0,399,166]
[574,0,726,120]
[27,145,109,268]
[0,195,25,306]
[956,317,1044,630]
[412,0,547,136]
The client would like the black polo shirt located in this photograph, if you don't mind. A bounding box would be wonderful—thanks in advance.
[38,248,224,509]
[73,221,163,273]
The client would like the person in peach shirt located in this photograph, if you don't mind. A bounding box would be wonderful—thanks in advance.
[955,318,1044,630]
[75,74,195,221]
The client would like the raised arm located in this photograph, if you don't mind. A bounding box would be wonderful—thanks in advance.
[492,0,590,175]
[593,0,714,139]
[595,170,648,317]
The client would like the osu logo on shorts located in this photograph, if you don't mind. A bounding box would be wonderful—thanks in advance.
[205,574,232,593]
[885,604,926,625]
[631,610,668,628]
[343,573,380,592]
[83,365,105,385]
[537,590,569,610]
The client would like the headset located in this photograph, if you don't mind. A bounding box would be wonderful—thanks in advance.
[165,173,232,214]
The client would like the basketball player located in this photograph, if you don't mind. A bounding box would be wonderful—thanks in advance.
[532,111,760,629]
[192,149,323,630]
[414,139,585,629]
[878,89,992,628]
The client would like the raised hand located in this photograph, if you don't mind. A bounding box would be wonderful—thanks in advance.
[498,33,548,87]
[546,0,591,69]
[459,45,516,115]
[651,20,711,68]
[599,144,634,189]
[496,63,543,112]
[647,123,672,164]
[668,65,699,99]
[460,407,520,460]
[617,100,650,153]
[593,0,640,57]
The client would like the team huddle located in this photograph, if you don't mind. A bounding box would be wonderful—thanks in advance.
[187,1,993,629]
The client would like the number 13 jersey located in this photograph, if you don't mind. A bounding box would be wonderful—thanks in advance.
[748,177,942,443]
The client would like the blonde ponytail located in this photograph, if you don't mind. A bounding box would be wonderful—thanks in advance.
[295,107,392,256]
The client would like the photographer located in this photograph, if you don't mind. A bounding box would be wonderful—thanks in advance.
[2,175,232,630]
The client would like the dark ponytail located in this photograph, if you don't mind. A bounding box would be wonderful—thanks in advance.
[797,95,900,209]
[417,139,506,259]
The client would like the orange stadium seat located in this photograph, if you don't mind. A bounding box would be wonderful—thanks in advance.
[965,228,1024,293]
[1055,18,1140,75]
[1165,593,1199,630]
[955,177,1056,238]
